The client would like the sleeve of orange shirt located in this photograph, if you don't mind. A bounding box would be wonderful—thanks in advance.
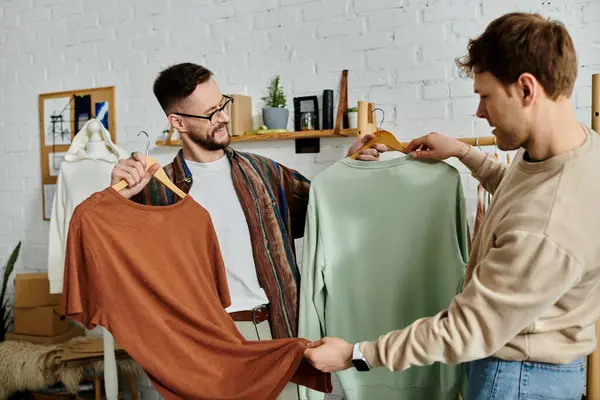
[62,207,106,330]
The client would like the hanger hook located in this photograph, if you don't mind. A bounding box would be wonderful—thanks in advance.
[137,130,150,156]
[371,108,385,130]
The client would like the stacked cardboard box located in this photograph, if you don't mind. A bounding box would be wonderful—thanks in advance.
[6,272,84,344]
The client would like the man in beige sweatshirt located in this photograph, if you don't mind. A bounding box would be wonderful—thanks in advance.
[304,12,600,399]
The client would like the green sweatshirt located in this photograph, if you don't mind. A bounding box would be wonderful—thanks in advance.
[298,155,469,400]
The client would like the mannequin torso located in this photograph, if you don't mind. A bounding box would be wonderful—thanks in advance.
[85,120,113,160]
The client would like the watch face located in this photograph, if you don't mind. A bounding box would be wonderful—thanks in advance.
[352,358,370,372]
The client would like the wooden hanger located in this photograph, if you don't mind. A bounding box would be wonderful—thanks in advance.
[349,130,407,159]
[349,101,407,159]
[111,155,186,199]
[112,131,186,199]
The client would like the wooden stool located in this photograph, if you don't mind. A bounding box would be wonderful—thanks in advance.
[81,373,138,400]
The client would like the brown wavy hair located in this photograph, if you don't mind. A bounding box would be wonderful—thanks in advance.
[455,12,578,100]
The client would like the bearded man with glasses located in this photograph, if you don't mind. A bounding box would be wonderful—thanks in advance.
[110,62,382,399]
[170,93,234,150]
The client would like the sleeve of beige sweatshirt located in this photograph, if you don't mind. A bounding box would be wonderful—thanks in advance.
[360,225,583,372]
[460,146,509,195]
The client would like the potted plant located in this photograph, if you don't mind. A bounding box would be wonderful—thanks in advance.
[347,107,358,129]
[261,75,288,130]
[1,241,21,342]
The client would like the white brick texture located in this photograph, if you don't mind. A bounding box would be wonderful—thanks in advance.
[1,1,599,398]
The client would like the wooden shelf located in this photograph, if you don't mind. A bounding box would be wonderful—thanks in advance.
[155,128,359,147]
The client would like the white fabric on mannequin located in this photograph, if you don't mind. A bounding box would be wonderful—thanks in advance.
[47,119,127,400]
[48,119,129,293]
[63,119,126,163]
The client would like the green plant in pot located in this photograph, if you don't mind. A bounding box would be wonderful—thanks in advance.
[0,241,21,342]
[261,75,289,130]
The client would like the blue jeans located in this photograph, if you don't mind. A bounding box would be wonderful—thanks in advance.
[464,357,586,400]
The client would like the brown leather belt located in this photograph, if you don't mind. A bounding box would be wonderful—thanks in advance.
[229,305,269,324]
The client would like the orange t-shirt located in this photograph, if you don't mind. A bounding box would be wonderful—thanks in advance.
[62,187,332,400]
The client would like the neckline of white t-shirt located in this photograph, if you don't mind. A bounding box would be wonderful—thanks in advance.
[185,155,230,172]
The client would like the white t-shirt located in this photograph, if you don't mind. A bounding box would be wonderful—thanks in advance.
[186,156,269,313]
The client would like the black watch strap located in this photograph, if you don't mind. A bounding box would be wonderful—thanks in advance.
[352,343,371,371]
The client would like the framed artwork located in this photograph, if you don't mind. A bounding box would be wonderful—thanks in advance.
[48,152,66,177]
[293,96,320,132]
[38,86,116,220]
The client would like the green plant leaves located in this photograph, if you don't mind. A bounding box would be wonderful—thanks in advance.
[261,75,286,108]
[1,241,21,338]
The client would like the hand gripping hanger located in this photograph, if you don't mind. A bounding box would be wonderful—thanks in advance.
[349,101,407,159]
[112,130,186,199]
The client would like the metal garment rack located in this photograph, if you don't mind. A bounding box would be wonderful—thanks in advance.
[587,73,600,400]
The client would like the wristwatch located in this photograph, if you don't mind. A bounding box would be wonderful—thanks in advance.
[352,343,371,371]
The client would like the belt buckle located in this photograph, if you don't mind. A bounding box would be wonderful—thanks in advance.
[252,305,267,324]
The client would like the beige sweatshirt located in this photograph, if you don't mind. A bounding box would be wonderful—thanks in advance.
[361,125,600,371]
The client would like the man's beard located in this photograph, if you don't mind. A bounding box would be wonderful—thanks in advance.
[189,123,230,150]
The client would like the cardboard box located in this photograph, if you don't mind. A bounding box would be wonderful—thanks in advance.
[5,322,85,344]
[14,272,62,308]
[225,94,253,136]
[14,305,69,336]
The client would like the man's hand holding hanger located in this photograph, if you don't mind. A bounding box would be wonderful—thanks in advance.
[110,152,160,199]
[346,133,388,161]
[405,132,471,161]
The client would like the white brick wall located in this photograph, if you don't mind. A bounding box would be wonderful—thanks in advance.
[1,0,599,398]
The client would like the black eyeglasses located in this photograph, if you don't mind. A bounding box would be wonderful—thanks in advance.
[172,95,233,125]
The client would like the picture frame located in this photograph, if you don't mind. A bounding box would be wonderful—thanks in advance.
[293,96,320,132]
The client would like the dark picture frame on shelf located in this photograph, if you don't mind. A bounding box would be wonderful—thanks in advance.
[293,96,319,131]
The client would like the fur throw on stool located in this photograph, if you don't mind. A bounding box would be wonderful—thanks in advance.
[0,337,143,400]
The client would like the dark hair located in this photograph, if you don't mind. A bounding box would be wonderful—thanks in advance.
[455,12,577,100]
[153,63,213,114]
